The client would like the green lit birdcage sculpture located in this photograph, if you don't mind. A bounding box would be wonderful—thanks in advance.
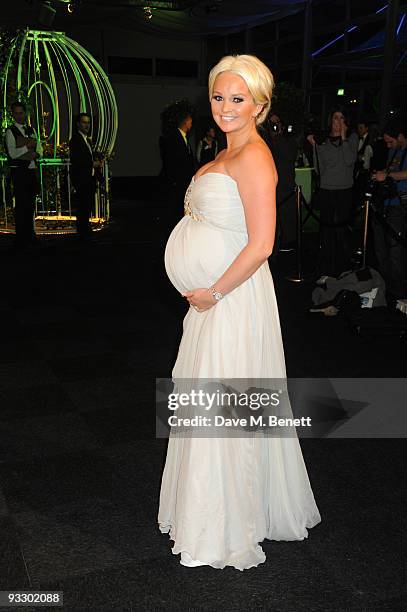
[0,29,118,233]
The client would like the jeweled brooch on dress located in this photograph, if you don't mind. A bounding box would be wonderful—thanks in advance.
[184,183,204,221]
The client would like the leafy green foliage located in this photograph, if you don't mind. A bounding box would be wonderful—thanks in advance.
[271,81,306,130]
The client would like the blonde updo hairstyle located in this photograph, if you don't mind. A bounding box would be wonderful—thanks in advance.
[208,54,274,126]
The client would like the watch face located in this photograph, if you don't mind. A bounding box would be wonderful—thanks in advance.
[214,291,222,301]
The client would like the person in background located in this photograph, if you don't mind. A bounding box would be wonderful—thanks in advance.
[159,100,196,222]
[5,101,43,249]
[370,123,389,172]
[196,126,218,167]
[371,117,407,299]
[69,113,101,240]
[260,113,298,253]
[356,121,372,174]
[352,121,373,214]
[307,107,358,276]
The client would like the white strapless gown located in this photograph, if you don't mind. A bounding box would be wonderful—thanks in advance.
[158,173,321,570]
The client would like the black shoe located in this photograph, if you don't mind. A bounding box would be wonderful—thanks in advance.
[279,241,296,253]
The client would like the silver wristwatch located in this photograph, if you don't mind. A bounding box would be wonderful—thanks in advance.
[211,286,223,301]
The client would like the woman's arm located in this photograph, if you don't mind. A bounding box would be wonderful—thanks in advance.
[215,145,277,291]
[388,169,407,181]
[183,144,277,310]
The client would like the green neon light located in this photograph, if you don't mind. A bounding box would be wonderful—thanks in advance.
[40,158,67,164]
[27,80,58,142]
[16,30,28,91]
[64,34,118,153]
[27,38,33,97]
[2,36,19,110]
[49,40,73,142]
[2,28,118,158]
[43,41,59,155]
[58,40,88,117]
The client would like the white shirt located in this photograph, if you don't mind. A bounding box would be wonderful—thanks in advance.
[79,130,93,155]
[178,128,188,146]
[358,133,368,152]
[358,134,373,170]
[5,122,43,169]
[363,145,373,170]
[196,138,218,163]
[79,131,95,175]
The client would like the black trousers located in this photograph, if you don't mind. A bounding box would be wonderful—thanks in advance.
[277,191,296,246]
[317,187,353,276]
[73,180,95,237]
[370,205,407,298]
[352,169,369,214]
[11,167,38,246]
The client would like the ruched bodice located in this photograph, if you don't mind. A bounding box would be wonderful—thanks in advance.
[185,173,248,234]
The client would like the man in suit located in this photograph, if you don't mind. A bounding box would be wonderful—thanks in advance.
[260,113,298,253]
[69,113,101,239]
[5,101,43,249]
[160,111,195,220]
[352,121,372,214]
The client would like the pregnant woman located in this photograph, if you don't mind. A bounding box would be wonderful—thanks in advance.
[158,54,321,570]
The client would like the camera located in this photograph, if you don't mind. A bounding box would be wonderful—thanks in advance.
[311,129,329,145]
[306,119,328,145]
[372,175,399,200]
[307,110,349,146]
[369,175,400,213]
[269,121,295,136]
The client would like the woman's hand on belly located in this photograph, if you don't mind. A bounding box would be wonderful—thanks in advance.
[182,287,216,312]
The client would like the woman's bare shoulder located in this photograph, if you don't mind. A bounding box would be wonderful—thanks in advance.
[239,139,273,160]
[232,140,276,181]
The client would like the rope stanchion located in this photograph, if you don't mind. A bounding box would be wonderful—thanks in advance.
[286,185,305,283]
[300,191,362,228]
[357,185,407,272]
[283,180,406,284]
[361,193,371,270]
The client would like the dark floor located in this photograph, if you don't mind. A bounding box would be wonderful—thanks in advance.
[0,200,406,611]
